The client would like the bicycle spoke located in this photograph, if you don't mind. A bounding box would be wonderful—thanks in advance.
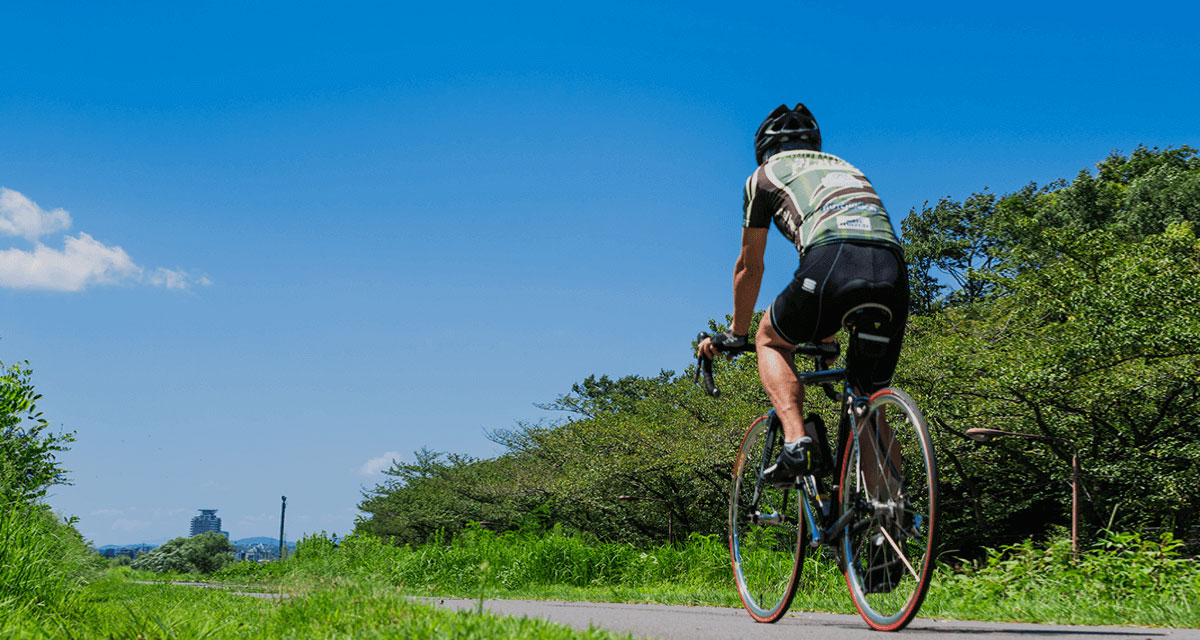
[878,525,918,581]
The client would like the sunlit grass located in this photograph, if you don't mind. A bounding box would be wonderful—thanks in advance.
[6,573,635,639]
[215,525,1200,628]
[0,503,634,639]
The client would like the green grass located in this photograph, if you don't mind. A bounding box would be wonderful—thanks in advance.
[214,525,1200,628]
[3,570,636,639]
[8,496,1198,636]
[67,577,632,639]
[0,502,632,639]
[926,532,1200,626]
[0,500,102,636]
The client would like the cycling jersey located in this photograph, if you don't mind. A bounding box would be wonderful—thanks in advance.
[743,150,901,254]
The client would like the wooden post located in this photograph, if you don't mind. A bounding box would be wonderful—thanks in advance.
[1071,455,1079,557]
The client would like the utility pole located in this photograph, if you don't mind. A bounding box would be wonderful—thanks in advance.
[279,496,287,560]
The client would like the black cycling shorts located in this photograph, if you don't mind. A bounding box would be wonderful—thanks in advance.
[769,242,909,393]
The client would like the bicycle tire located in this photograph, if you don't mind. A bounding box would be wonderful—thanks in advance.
[729,415,805,623]
[838,387,938,631]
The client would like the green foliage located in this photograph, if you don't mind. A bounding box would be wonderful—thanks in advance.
[223,527,745,605]
[131,532,235,574]
[900,154,1200,547]
[902,190,1004,312]
[903,145,1200,312]
[0,360,74,503]
[356,146,1200,558]
[218,527,1200,628]
[358,358,773,546]
[356,448,544,545]
[0,499,103,634]
[4,569,634,639]
[929,529,1200,626]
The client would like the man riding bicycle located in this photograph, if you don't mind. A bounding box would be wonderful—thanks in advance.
[698,102,909,486]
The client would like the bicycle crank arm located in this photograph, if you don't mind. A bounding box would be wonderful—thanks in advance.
[752,511,783,526]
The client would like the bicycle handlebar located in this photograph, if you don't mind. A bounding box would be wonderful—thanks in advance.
[694,331,841,399]
[694,332,754,397]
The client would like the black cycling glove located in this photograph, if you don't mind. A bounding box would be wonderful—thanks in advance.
[711,330,748,351]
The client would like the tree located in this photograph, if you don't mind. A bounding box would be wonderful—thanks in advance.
[902,190,1003,313]
[131,532,234,574]
[356,449,544,544]
[1,360,74,504]
[899,222,1200,546]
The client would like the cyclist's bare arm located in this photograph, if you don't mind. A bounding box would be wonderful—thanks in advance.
[698,228,767,360]
[732,227,767,335]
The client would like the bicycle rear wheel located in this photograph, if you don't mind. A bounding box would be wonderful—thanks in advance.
[729,415,805,623]
[838,388,938,631]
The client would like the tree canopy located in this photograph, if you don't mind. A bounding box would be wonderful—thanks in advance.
[357,146,1200,555]
[131,532,234,574]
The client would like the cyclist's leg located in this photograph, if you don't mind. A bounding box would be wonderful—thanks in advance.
[755,315,805,442]
[759,244,845,443]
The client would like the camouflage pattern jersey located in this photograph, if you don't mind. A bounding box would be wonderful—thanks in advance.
[743,150,901,255]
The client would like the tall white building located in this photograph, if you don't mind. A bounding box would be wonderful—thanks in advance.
[189,509,222,536]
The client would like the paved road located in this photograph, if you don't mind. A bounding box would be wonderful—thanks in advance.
[139,583,1199,639]
[427,598,1200,640]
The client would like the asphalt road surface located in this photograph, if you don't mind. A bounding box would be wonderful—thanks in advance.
[428,598,1200,640]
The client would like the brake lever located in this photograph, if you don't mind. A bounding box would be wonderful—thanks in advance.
[695,332,719,397]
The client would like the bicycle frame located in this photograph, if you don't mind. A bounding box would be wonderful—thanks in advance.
[755,364,874,551]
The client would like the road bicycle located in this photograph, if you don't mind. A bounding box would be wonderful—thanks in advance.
[696,307,938,631]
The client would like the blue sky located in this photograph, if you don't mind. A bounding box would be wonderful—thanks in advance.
[3,2,1197,545]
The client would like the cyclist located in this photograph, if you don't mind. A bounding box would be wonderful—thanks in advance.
[698,102,909,486]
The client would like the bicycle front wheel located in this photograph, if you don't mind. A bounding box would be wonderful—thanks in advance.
[839,387,938,631]
[729,415,805,623]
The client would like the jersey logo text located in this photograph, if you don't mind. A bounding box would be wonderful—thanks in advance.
[836,215,871,231]
[821,172,863,189]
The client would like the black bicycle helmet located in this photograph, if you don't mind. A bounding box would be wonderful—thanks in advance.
[754,103,821,164]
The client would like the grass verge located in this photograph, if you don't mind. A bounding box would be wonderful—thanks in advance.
[5,572,635,639]
[1,501,633,639]
[215,525,1200,628]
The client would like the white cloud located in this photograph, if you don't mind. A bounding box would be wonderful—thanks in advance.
[360,451,402,476]
[0,187,211,292]
[0,233,139,291]
[148,267,212,290]
[0,187,71,240]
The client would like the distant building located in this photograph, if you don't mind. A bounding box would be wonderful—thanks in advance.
[99,543,154,559]
[238,542,276,562]
[189,509,223,537]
